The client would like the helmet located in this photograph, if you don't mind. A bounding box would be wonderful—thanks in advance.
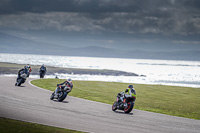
[128,85,133,88]
[66,78,73,88]
[24,65,28,69]
[67,78,72,83]
[24,64,30,69]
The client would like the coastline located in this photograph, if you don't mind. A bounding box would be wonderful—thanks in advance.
[1,61,199,88]
[0,62,140,77]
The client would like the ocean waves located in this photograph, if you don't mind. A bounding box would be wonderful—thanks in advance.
[1,53,200,88]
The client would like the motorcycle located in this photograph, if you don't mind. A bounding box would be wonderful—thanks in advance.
[39,69,46,78]
[15,72,27,86]
[112,92,135,113]
[50,86,70,102]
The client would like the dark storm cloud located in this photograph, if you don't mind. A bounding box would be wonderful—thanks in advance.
[0,0,200,37]
[0,0,137,14]
[0,0,199,14]
[0,0,194,16]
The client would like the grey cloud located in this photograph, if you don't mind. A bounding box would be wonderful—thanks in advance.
[1,0,199,14]
[0,0,200,41]
[0,10,200,36]
[0,12,105,32]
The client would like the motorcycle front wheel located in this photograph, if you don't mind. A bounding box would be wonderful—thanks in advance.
[16,78,22,86]
[112,101,118,111]
[50,93,54,100]
[40,73,44,78]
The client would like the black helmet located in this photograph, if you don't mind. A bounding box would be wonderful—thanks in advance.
[128,85,133,88]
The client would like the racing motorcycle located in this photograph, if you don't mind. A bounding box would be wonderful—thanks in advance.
[50,86,70,102]
[15,72,27,86]
[112,92,135,113]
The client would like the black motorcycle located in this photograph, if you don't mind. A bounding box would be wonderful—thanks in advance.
[39,69,46,78]
[15,72,27,86]
[50,86,70,102]
[112,92,135,113]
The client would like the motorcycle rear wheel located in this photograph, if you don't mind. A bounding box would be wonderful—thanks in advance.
[58,92,67,102]
[124,102,133,113]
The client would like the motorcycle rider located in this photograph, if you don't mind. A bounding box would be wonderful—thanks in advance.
[25,64,32,77]
[53,78,73,98]
[17,64,31,79]
[39,64,46,75]
[118,85,136,104]
[125,85,136,98]
[16,65,29,84]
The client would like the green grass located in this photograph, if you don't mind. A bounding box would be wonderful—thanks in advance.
[0,117,84,133]
[31,79,200,120]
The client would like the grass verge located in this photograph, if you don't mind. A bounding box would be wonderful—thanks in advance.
[0,117,84,133]
[31,79,200,120]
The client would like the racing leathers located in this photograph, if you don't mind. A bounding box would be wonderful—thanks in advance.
[17,68,28,81]
[25,64,32,77]
[118,87,136,103]
[125,87,136,98]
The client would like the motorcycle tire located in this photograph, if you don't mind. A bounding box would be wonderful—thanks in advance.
[112,101,118,111]
[58,92,67,102]
[16,79,22,86]
[124,102,134,113]
[40,74,44,78]
[50,93,54,100]
[15,83,19,86]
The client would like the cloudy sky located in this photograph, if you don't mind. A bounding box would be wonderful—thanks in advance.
[0,0,200,52]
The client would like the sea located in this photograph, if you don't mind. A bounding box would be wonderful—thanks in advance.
[0,53,200,88]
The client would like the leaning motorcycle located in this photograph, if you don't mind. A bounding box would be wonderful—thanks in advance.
[112,92,136,113]
[50,86,70,102]
[15,73,27,86]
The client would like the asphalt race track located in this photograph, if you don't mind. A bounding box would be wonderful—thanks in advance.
[0,76,200,133]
